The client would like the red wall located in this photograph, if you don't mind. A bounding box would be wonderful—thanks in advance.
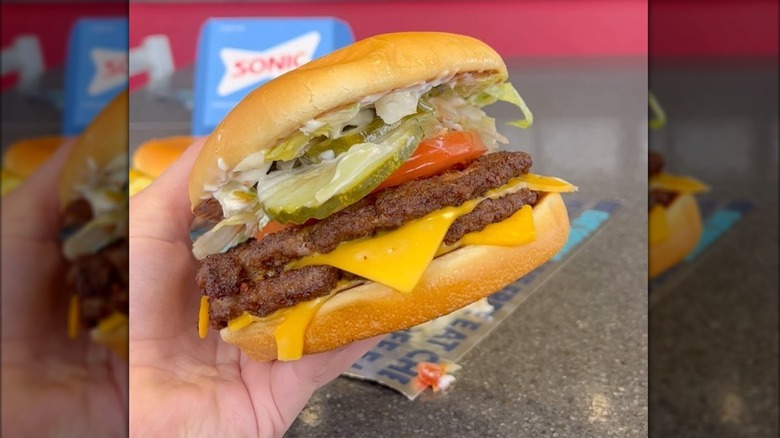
[128,1,649,67]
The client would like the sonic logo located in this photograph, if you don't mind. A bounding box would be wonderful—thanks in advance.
[217,31,321,96]
[89,48,128,96]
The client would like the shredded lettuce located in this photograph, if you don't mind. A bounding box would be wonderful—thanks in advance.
[265,103,368,161]
[648,91,666,130]
[191,207,267,260]
[468,82,533,129]
[375,91,419,124]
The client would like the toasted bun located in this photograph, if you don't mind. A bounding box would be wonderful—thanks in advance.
[59,90,128,209]
[189,32,507,207]
[648,194,703,279]
[3,135,64,178]
[133,136,192,178]
[220,192,569,361]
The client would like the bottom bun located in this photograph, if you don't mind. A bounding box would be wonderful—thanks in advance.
[221,192,570,361]
[648,194,703,279]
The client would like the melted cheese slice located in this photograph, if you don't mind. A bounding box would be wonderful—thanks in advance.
[514,173,577,193]
[460,204,535,246]
[649,204,671,244]
[273,295,331,361]
[292,202,476,293]
[97,312,128,332]
[198,296,210,339]
[650,172,708,194]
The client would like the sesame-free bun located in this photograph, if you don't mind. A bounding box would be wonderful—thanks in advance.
[189,32,507,208]
[132,136,192,178]
[59,90,128,209]
[220,192,569,362]
[649,194,703,279]
[4,135,64,178]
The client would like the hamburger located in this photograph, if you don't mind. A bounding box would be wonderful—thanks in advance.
[189,32,576,362]
[1,136,65,195]
[648,150,708,279]
[129,135,192,196]
[59,90,129,359]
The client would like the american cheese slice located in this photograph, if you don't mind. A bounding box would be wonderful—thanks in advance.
[514,173,577,193]
[273,295,331,361]
[227,311,257,333]
[650,172,708,194]
[97,312,128,332]
[198,296,210,339]
[460,204,536,247]
[292,202,476,293]
[649,204,671,244]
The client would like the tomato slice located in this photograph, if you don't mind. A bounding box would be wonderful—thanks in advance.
[253,217,321,239]
[376,130,487,191]
[417,362,446,391]
[254,221,289,239]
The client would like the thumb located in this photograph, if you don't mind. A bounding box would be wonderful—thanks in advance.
[130,137,206,243]
[1,139,76,240]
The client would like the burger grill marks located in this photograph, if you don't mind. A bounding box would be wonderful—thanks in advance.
[198,151,539,329]
[648,150,676,209]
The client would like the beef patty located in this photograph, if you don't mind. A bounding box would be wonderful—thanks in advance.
[197,151,541,329]
[66,238,129,328]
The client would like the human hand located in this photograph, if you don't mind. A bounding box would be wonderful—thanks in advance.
[1,140,128,437]
[129,138,380,437]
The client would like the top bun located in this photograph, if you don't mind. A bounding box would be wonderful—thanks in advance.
[4,136,64,178]
[133,135,193,178]
[59,90,128,209]
[189,32,507,208]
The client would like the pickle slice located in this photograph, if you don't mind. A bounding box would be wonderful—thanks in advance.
[260,116,428,224]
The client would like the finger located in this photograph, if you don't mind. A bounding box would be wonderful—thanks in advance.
[1,139,76,241]
[267,336,384,427]
[128,237,199,341]
[130,137,206,243]
[128,138,207,340]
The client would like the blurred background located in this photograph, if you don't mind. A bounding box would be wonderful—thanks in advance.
[648,0,779,437]
[1,1,127,191]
